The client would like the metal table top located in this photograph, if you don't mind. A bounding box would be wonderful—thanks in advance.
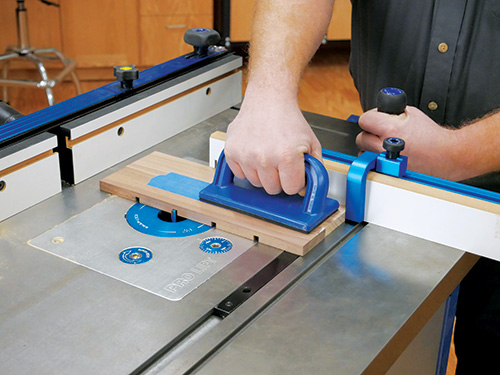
[0,108,475,374]
[196,223,474,374]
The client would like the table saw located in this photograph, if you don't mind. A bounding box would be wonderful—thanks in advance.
[0,30,495,374]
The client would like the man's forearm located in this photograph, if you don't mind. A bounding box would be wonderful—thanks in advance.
[245,0,336,102]
[452,110,500,180]
[224,0,335,195]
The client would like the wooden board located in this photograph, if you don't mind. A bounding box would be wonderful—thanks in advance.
[100,152,345,256]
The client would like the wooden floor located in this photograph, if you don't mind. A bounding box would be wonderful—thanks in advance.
[2,44,457,374]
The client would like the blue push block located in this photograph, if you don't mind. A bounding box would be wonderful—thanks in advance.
[199,151,339,233]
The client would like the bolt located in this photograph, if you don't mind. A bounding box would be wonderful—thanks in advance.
[51,236,64,245]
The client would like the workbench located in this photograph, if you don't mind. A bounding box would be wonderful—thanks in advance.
[0,107,475,374]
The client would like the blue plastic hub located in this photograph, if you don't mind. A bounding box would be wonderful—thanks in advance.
[119,247,153,264]
[126,203,210,237]
[199,237,233,254]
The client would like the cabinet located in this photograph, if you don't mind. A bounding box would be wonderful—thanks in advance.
[0,0,347,78]
[227,0,351,43]
[60,0,140,68]
[327,0,351,40]
[0,0,213,78]
[139,0,213,65]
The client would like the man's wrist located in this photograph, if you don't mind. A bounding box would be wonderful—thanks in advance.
[242,81,299,109]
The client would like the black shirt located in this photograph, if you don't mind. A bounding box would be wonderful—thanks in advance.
[350,0,500,128]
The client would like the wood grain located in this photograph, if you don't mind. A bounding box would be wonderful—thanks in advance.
[139,0,212,16]
[60,0,140,68]
[140,14,213,65]
[100,152,345,256]
[0,150,54,179]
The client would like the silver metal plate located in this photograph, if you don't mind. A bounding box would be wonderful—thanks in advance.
[29,196,254,301]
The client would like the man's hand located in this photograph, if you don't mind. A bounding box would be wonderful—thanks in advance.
[356,106,468,180]
[222,0,334,195]
[225,98,322,195]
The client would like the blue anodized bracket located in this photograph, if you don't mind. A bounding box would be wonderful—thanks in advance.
[376,152,408,178]
[345,151,408,223]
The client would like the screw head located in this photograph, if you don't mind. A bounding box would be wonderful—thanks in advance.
[383,137,405,159]
[51,236,64,245]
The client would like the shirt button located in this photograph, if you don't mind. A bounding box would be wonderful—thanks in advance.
[428,101,439,111]
[438,43,449,53]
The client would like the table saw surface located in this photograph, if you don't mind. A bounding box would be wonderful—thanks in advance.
[0,108,475,374]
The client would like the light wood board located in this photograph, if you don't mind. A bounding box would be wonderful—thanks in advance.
[100,152,345,256]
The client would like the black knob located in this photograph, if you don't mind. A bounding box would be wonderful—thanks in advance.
[383,137,405,159]
[0,101,23,125]
[377,87,407,115]
[114,65,139,90]
[184,28,221,57]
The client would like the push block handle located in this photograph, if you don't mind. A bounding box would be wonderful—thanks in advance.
[212,151,329,215]
[200,151,338,232]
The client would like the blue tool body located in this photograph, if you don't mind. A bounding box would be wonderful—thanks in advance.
[199,151,340,233]
[345,151,378,223]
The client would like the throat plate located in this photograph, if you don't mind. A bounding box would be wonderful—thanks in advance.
[28,196,254,301]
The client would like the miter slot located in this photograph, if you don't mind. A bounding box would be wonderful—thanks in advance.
[133,313,223,374]
[145,224,361,375]
[135,252,299,374]
[212,251,298,318]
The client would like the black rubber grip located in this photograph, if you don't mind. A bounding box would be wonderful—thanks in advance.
[377,87,407,115]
